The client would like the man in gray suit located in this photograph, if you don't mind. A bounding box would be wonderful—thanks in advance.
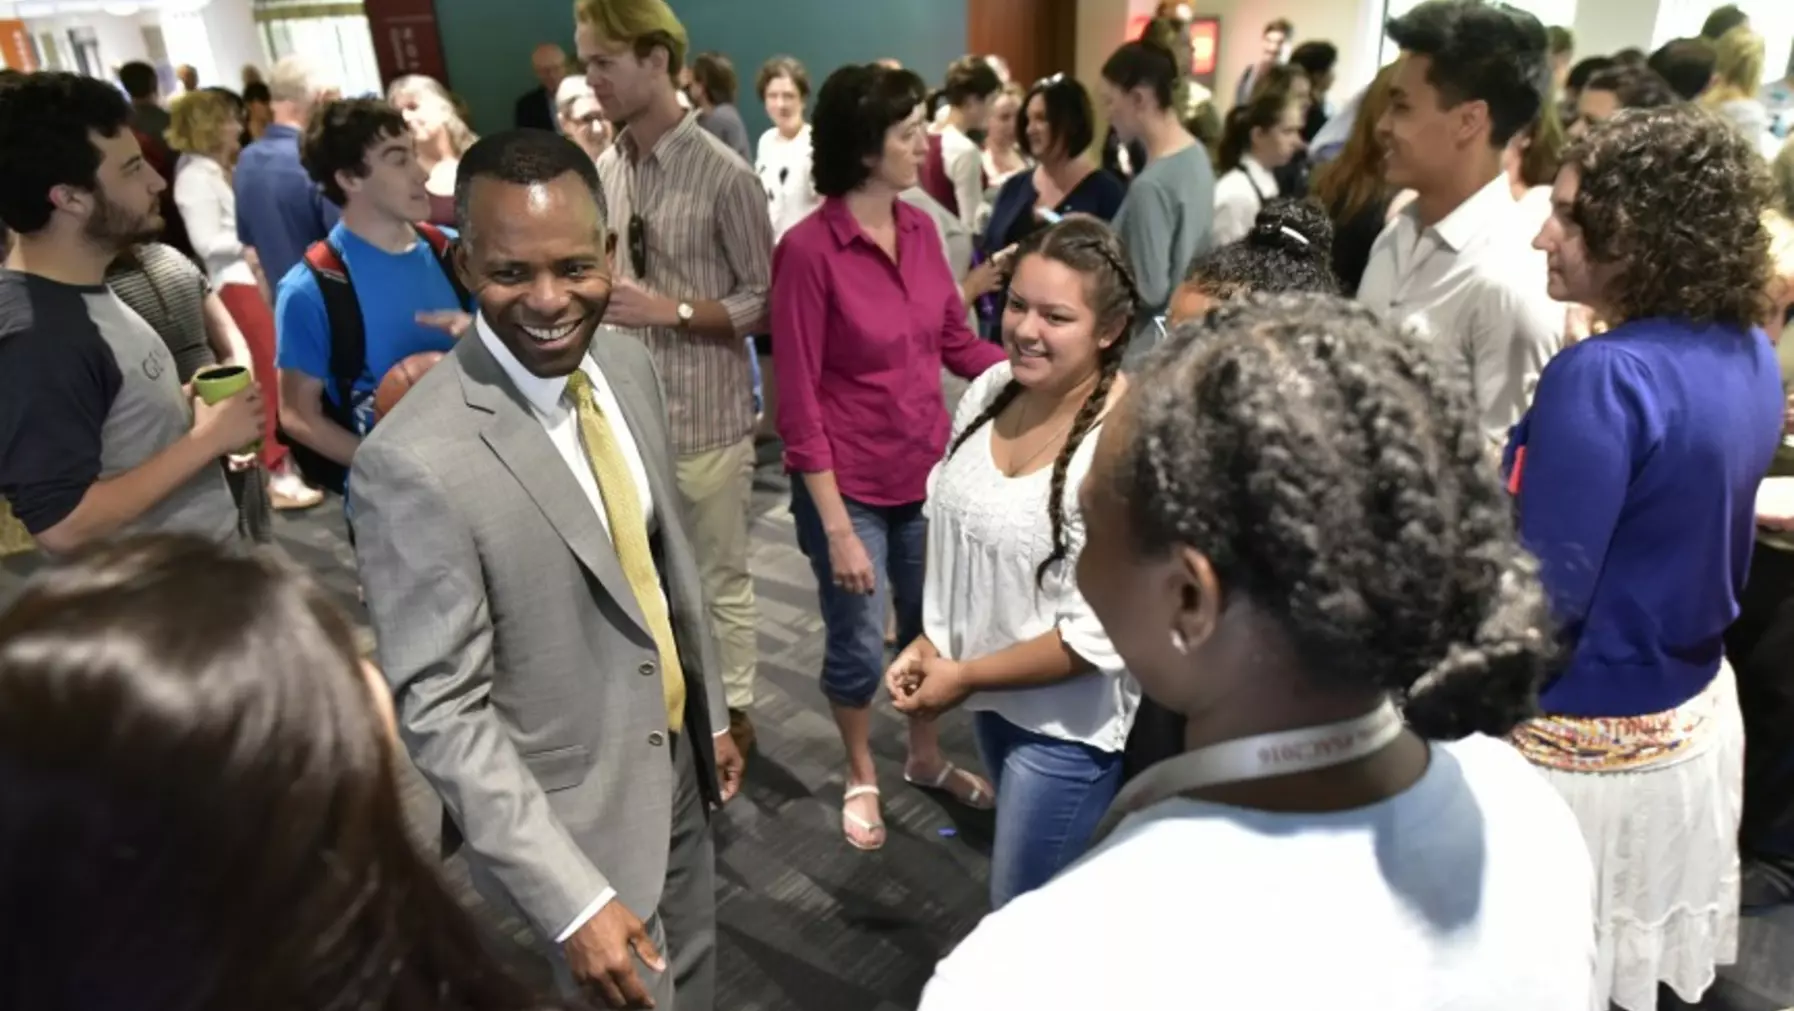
[351,129,744,1011]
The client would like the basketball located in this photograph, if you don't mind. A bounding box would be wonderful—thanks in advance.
[374,351,445,421]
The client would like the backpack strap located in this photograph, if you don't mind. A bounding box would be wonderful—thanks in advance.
[301,237,364,426]
[414,221,471,306]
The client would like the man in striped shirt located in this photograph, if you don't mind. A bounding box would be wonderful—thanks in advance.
[576,0,773,756]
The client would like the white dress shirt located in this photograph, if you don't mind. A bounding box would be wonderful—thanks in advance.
[938,123,985,230]
[173,154,255,287]
[1356,173,1561,445]
[756,123,819,245]
[1211,154,1279,247]
[476,317,650,942]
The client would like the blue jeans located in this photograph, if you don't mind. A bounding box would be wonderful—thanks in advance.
[974,710,1124,909]
[789,478,925,708]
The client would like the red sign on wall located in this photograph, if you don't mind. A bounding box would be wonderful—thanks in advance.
[0,19,37,72]
[362,0,449,86]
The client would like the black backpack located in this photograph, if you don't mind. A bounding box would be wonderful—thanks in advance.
[285,222,466,495]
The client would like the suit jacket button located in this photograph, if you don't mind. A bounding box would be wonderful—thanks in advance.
[638,661,655,676]
[648,731,665,746]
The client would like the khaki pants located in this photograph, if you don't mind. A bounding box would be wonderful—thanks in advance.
[675,436,757,709]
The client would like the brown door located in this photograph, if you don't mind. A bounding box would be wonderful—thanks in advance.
[966,0,1078,88]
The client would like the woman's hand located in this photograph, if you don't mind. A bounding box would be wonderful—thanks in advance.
[891,656,974,721]
[960,244,1017,305]
[884,635,940,700]
[826,528,876,595]
[1757,476,1794,531]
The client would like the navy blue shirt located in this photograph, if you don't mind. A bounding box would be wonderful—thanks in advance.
[982,168,1127,254]
[1505,318,1782,717]
[234,124,340,286]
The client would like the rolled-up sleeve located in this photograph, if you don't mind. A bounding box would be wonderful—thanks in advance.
[770,234,833,474]
[714,167,773,335]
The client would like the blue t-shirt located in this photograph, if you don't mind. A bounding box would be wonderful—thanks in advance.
[274,221,462,435]
[1505,318,1783,718]
[235,124,341,287]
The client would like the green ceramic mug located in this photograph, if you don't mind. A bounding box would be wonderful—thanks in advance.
[191,363,260,454]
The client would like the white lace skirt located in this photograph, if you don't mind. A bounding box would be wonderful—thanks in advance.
[1529,667,1744,1011]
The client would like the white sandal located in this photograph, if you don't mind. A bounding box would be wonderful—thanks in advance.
[842,784,885,851]
[904,762,995,810]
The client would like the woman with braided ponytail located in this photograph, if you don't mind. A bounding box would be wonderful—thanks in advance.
[884,216,1135,909]
[920,293,1595,1011]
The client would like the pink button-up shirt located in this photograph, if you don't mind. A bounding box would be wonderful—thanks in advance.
[771,195,1006,506]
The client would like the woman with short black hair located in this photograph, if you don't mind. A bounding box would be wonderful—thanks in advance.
[772,63,1007,850]
[982,75,1124,254]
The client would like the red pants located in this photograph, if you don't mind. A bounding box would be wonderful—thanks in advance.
[218,283,287,472]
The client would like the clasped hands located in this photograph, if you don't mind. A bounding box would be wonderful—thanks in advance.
[884,635,973,721]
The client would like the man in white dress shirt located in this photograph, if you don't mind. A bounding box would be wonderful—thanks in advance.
[1357,0,1562,445]
[350,129,742,1011]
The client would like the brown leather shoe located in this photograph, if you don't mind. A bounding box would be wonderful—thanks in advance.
[728,707,757,756]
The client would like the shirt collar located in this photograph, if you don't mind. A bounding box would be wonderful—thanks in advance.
[820,194,923,249]
[1427,173,1516,253]
[476,314,596,417]
[261,123,301,142]
[617,111,700,165]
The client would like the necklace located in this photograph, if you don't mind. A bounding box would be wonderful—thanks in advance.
[997,395,1079,477]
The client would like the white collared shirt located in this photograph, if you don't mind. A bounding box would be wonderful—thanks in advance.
[173,154,254,288]
[1357,173,1561,444]
[1211,154,1280,247]
[476,316,655,538]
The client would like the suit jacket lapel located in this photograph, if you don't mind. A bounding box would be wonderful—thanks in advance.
[456,336,650,638]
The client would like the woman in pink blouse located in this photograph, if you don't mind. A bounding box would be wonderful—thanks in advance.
[772,63,1006,850]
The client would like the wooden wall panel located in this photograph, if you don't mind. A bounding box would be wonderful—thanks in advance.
[966,0,1078,87]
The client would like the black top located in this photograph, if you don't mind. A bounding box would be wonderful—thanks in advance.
[514,86,555,132]
[1329,194,1394,297]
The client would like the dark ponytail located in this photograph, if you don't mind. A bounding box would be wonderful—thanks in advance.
[1216,90,1294,174]
[948,215,1140,587]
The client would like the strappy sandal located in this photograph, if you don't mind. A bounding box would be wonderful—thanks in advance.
[904,762,995,811]
[842,784,886,851]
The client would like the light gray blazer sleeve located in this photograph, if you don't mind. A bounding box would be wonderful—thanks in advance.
[351,439,611,941]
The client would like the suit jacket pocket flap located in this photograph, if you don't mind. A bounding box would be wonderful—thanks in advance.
[522,744,592,792]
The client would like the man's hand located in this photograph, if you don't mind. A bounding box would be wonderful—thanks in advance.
[714,730,745,803]
[191,386,264,457]
[891,655,973,721]
[563,901,665,1009]
[605,277,676,329]
[416,309,474,339]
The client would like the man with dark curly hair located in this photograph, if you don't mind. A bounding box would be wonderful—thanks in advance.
[1513,103,1782,1008]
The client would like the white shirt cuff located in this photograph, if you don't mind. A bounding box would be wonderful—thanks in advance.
[714,728,728,738]
[555,887,616,943]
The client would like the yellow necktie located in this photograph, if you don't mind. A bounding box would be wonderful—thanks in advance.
[565,370,686,732]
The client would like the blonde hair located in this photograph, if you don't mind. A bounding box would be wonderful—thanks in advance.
[165,89,237,157]
[386,75,478,158]
[1706,26,1766,101]
[573,0,688,82]
[1775,134,1794,215]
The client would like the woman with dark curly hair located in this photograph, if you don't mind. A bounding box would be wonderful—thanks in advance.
[0,537,577,1011]
[1168,198,1336,325]
[1515,104,1783,1010]
[919,293,1595,1011]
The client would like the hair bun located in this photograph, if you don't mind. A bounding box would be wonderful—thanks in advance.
[1248,198,1334,261]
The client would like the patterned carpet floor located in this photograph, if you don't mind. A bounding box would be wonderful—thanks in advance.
[3,456,1792,1010]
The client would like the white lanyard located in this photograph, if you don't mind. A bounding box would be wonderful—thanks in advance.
[1090,699,1405,848]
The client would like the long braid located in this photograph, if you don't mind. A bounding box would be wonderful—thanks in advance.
[1037,344,1122,586]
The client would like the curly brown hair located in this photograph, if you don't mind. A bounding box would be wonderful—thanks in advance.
[1564,104,1774,329]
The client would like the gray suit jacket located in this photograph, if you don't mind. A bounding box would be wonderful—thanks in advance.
[350,328,727,944]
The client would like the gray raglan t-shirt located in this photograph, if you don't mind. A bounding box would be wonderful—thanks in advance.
[0,270,237,546]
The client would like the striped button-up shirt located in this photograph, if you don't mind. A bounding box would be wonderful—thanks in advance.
[597,113,772,456]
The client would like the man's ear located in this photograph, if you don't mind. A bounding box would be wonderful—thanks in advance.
[451,238,477,295]
[47,183,90,219]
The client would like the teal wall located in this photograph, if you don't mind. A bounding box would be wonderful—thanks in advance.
[435,0,969,139]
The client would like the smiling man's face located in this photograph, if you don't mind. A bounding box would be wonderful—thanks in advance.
[458,172,612,378]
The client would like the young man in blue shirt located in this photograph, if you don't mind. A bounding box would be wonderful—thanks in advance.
[275,98,467,481]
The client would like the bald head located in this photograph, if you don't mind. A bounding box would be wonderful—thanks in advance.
[532,43,570,90]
